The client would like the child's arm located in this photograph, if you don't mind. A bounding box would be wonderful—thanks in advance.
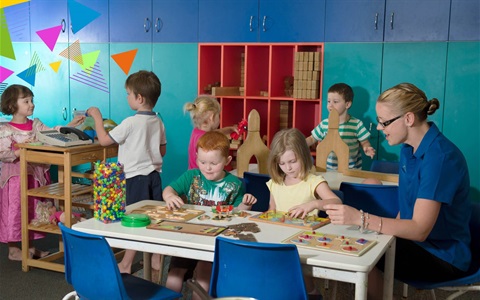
[268,194,277,211]
[160,144,166,157]
[66,115,86,128]
[360,139,376,159]
[87,107,114,146]
[216,125,237,136]
[236,193,257,211]
[305,135,316,147]
[162,186,185,210]
[288,182,341,218]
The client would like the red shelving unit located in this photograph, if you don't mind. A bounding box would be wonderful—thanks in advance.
[198,43,324,146]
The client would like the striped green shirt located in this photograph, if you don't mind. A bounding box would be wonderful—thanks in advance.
[311,116,371,170]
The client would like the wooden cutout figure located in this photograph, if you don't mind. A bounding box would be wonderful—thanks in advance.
[315,109,350,172]
[236,109,270,178]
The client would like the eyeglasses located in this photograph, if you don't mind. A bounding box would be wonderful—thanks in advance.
[376,115,402,128]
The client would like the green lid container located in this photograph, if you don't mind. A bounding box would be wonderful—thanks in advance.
[121,214,151,227]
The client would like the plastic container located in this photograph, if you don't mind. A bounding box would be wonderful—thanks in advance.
[121,214,151,227]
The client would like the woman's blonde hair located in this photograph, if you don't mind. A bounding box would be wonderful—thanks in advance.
[377,83,440,122]
[268,128,313,184]
[184,95,221,128]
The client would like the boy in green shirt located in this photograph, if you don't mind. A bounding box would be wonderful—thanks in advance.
[163,131,256,300]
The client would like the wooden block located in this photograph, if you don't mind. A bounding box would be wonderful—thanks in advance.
[314,52,320,62]
[211,87,240,96]
[312,71,320,81]
[308,52,314,62]
[314,61,320,71]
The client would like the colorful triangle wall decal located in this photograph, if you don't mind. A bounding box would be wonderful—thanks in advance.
[68,0,101,34]
[59,40,84,65]
[0,8,16,60]
[0,0,29,9]
[17,65,37,86]
[111,49,138,75]
[0,66,14,83]
[36,25,62,51]
[50,61,62,73]
[79,50,100,75]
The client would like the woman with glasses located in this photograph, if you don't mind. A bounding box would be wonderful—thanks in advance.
[324,83,471,300]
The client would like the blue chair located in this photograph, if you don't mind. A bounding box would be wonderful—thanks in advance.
[339,182,399,218]
[209,236,309,300]
[243,171,271,212]
[370,160,399,174]
[59,223,181,300]
[401,202,480,299]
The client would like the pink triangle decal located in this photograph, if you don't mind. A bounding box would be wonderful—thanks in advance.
[36,25,63,52]
[0,66,14,83]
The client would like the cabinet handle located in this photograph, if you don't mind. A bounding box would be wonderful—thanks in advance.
[155,17,163,33]
[144,17,151,33]
[249,16,254,32]
[61,19,66,33]
[62,107,67,121]
[390,12,394,30]
[262,16,267,32]
[374,13,378,30]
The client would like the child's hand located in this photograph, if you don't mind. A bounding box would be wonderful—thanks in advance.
[242,193,257,206]
[364,146,376,159]
[69,115,86,127]
[288,201,316,219]
[164,194,185,210]
[86,107,101,119]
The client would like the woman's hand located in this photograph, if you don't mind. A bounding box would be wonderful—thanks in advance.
[324,204,361,226]
[68,115,86,127]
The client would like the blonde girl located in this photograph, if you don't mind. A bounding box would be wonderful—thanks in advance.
[184,95,236,169]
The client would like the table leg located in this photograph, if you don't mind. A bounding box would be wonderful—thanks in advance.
[355,273,368,300]
[143,252,152,281]
[383,237,396,300]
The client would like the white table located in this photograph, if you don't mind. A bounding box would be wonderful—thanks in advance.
[73,200,396,300]
[231,164,397,190]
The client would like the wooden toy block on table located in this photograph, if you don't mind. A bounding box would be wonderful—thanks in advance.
[283,231,377,257]
[129,205,204,222]
[249,211,330,230]
[147,221,226,236]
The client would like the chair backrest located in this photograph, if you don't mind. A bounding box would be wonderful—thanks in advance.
[210,236,308,300]
[243,172,271,212]
[370,160,400,174]
[339,182,399,218]
[236,109,270,178]
[59,223,129,300]
[316,109,349,172]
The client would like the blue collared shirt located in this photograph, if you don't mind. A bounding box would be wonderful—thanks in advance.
[399,122,471,271]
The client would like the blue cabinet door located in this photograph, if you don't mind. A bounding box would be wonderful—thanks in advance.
[3,1,30,42]
[69,43,110,121]
[325,0,385,42]
[379,43,448,161]
[199,0,258,42]
[109,43,153,122]
[259,0,325,42]
[30,0,69,43]
[384,0,450,41]
[30,42,70,126]
[69,0,109,43]
[153,0,199,42]
[152,43,198,186]
[444,42,480,200]
[109,0,152,42]
[322,43,383,169]
[449,0,480,41]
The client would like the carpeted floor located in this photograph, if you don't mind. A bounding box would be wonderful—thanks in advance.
[1,233,479,300]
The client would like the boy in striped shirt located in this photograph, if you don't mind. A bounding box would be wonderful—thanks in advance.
[306,83,375,170]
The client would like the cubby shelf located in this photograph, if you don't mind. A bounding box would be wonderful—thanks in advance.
[199,43,324,146]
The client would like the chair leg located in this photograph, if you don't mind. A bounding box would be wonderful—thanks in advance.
[429,289,436,300]
[62,291,78,300]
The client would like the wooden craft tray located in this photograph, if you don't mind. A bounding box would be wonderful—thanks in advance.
[147,221,227,236]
